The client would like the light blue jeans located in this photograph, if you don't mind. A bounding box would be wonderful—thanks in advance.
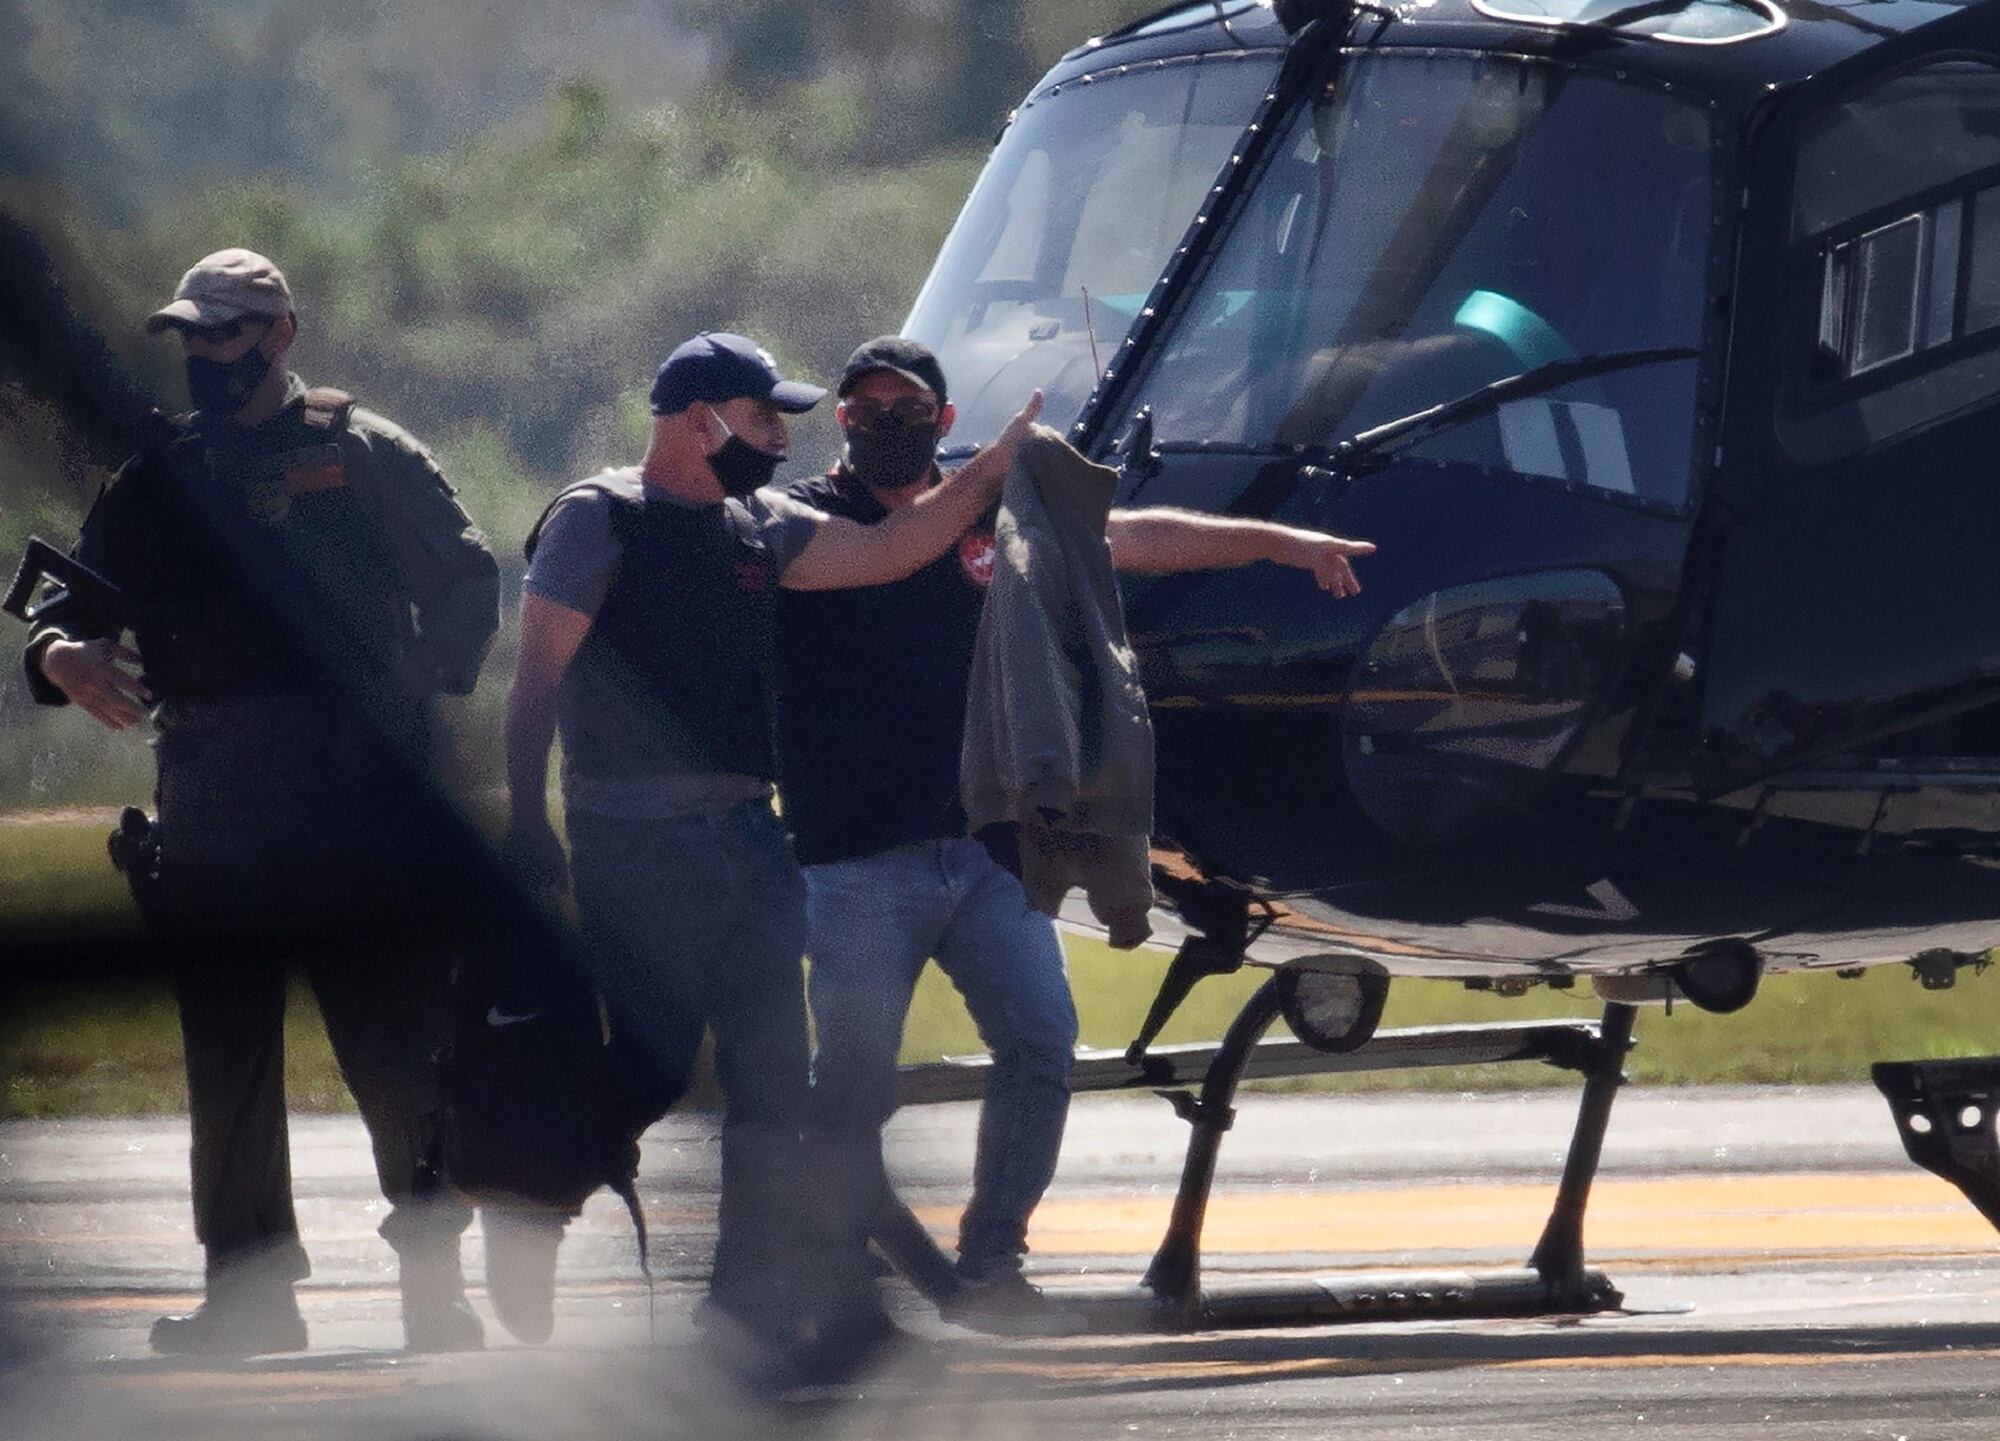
[805,837,1078,1274]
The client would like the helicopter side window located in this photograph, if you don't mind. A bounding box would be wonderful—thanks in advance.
[904,51,1281,446]
[1813,192,2000,382]
[1794,62,2000,438]
[1794,62,2000,241]
[1967,186,2000,334]
[1820,214,1923,377]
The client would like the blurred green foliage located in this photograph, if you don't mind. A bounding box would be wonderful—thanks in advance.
[139,74,989,485]
[0,0,709,223]
[0,3,1165,808]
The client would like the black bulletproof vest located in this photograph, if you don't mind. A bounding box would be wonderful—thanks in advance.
[532,485,779,781]
[112,399,407,705]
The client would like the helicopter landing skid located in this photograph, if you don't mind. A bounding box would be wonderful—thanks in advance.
[1873,1056,2000,1234]
[897,983,1641,1332]
[1106,983,1636,1331]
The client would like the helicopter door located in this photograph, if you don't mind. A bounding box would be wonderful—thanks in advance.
[1090,53,1717,882]
[1692,60,2000,792]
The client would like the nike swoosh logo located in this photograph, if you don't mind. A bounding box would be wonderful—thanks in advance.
[486,1006,539,1028]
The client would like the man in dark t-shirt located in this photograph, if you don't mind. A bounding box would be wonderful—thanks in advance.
[776,337,1377,1330]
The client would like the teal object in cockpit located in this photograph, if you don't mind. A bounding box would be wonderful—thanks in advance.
[1453,289,1575,369]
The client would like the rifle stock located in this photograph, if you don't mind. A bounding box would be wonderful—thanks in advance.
[3,535,134,636]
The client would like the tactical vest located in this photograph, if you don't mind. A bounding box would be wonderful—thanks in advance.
[526,482,779,781]
[120,388,409,704]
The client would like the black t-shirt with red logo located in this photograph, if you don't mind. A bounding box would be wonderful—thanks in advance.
[774,464,996,865]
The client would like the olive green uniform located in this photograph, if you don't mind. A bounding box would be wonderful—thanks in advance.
[24,374,499,1287]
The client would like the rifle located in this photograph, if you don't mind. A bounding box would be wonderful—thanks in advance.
[4,538,167,922]
[3,535,137,637]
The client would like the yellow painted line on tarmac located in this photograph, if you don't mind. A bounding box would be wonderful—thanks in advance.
[915,1172,2000,1259]
[8,1291,204,1313]
[11,1173,1993,1285]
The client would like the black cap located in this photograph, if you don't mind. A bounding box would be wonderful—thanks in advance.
[650,332,827,416]
[838,335,948,406]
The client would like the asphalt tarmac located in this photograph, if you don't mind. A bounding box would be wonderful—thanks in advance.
[2,1086,1997,1439]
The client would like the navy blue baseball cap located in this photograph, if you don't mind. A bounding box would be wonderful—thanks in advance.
[649,332,827,416]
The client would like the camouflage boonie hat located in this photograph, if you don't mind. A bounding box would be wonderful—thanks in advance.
[145,248,293,333]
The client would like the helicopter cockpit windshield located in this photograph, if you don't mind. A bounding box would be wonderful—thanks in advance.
[1128,51,1717,508]
[904,48,1282,449]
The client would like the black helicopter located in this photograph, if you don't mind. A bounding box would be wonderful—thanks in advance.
[896,0,2000,1326]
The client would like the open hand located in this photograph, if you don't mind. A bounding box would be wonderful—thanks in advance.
[39,637,153,729]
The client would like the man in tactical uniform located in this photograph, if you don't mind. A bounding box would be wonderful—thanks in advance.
[23,249,501,1356]
[504,333,1038,1380]
[776,337,1376,1328]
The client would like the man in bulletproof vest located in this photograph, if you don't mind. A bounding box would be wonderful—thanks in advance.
[775,337,1377,1333]
[22,248,501,1356]
[502,332,1039,1383]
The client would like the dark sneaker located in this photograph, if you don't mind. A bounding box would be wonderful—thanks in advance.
[482,1208,566,1344]
[150,1288,309,1357]
[941,1265,1090,1338]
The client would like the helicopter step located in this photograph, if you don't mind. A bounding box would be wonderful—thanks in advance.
[895,1013,1613,1105]
[1873,1056,2000,1235]
[1043,1265,1622,1335]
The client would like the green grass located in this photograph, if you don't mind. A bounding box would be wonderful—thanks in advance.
[0,811,142,944]
[6,815,1999,1117]
[0,974,354,1118]
[913,937,2000,1093]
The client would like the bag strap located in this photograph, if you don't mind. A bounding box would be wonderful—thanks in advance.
[606,1170,655,1339]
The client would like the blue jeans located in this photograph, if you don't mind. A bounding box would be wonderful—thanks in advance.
[805,837,1078,1273]
[567,801,877,1336]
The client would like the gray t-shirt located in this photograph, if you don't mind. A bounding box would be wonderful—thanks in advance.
[524,466,823,818]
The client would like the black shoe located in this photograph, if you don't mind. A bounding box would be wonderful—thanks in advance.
[941,1264,1089,1338]
[482,1208,566,1344]
[150,1288,309,1357]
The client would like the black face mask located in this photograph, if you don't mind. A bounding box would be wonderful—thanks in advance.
[184,345,273,417]
[706,412,785,498]
[846,419,940,492]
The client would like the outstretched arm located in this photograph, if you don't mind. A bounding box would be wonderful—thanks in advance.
[780,392,1044,591]
[1105,508,1377,597]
